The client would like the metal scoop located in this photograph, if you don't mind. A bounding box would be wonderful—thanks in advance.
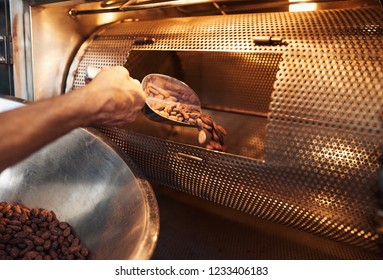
[85,66,201,127]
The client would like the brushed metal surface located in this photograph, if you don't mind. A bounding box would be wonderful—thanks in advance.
[0,97,160,260]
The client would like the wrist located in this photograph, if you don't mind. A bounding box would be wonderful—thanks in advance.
[59,89,98,127]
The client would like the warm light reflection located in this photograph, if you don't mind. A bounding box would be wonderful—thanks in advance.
[96,13,122,26]
[289,3,317,12]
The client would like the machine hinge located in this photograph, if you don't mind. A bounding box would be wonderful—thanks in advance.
[0,35,13,65]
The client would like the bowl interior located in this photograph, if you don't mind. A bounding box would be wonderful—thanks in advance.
[0,126,159,260]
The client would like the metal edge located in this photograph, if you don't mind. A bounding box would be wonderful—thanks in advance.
[85,126,160,259]
[9,0,34,100]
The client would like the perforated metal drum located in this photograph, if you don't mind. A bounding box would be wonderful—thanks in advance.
[65,5,383,254]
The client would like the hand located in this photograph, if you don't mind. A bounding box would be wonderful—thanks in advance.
[76,66,146,126]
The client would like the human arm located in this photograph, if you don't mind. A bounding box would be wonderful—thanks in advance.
[0,66,146,172]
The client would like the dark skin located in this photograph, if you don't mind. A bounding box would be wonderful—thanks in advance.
[0,66,146,172]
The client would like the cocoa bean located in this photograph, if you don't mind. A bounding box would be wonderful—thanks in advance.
[80,247,89,257]
[31,223,38,232]
[12,204,22,214]
[22,225,33,233]
[68,245,80,254]
[0,234,11,243]
[49,248,58,259]
[5,210,13,218]
[58,222,69,230]
[39,222,49,228]
[198,130,207,144]
[9,247,20,258]
[35,245,44,252]
[50,234,58,241]
[67,234,74,243]
[49,219,59,229]
[63,227,71,237]
[33,236,45,245]
[216,124,227,136]
[23,250,38,260]
[41,230,51,240]
[7,225,21,231]
[19,213,28,223]
[43,240,52,250]
[14,231,30,239]
[39,209,48,220]
[31,208,39,217]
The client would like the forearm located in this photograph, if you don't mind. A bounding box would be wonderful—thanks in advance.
[0,66,145,172]
[0,91,92,172]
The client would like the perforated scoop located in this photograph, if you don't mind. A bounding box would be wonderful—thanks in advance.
[85,66,201,127]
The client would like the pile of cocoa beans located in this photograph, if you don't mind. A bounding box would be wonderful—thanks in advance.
[0,201,89,260]
[146,82,228,151]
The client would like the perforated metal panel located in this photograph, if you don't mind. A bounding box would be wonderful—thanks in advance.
[66,6,383,254]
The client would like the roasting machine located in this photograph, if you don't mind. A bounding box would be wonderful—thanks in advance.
[1,0,383,259]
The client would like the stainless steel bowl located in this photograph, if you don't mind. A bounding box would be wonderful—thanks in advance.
[0,96,159,260]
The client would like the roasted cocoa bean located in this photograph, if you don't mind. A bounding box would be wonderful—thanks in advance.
[80,247,89,257]
[23,250,38,260]
[51,240,59,249]
[17,243,26,250]
[39,222,49,228]
[58,222,69,230]
[50,227,62,236]
[9,237,24,245]
[19,213,28,224]
[4,204,12,213]
[0,234,11,243]
[41,230,51,240]
[63,227,71,237]
[7,225,21,231]
[14,231,30,239]
[13,204,22,214]
[35,245,44,252]
[50,234,58,241]
[22,225,33,233]
[31,218,43,224]
[61,246,69,255]
[9,247,20,258]
[46,211,53,223]
[31,223,38,232]
[5,210,13,218]
[0,223,5,233]
[58,236,64,245]
[68,245,80,254]
[43,240,52,251]
[71,238,80,247]
[67,234,74,243]
[33,236,45,245]
[39,209,48,220]
[49,248,58,259]
[49,219,59,229]
[8,220,21,228]
[31,208,39,217]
